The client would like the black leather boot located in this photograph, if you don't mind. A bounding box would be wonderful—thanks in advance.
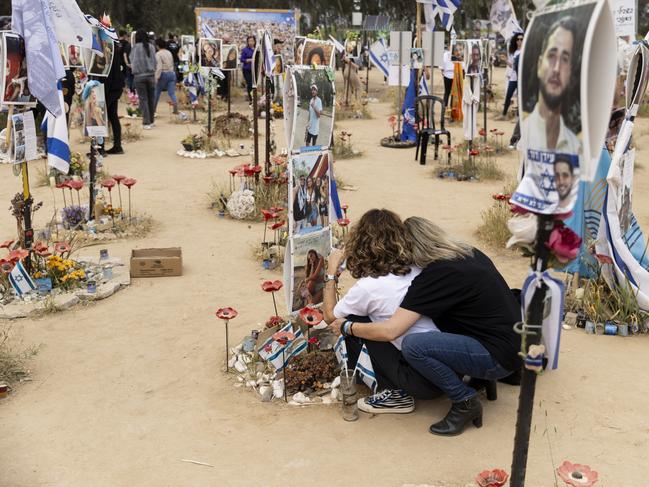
[429,396,483,436]
[467,378,498,401]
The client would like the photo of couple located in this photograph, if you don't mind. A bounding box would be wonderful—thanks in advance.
[290,151,331,236]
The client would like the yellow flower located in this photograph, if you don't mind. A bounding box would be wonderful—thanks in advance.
[61,275,69,282]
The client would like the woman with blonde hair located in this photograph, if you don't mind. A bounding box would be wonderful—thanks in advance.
[331,216,521,436]
[324,209,442,413]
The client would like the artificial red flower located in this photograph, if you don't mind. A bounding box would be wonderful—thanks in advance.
[272,330,295,346]
[0,259,14,274]
[270,206,284,214]
[556,461,599,487]
[54,242,71,254]
[337,218,350,227]
[262,175,274,185]
[101,178,116,190]
[490,128,498,133]
[442,144,452,151]
[475,469,509,487]
[595,254,614,265]
[479,128,487,137]
[270,220,285,231]
[122,178,137,188]
[547,223,582,264]
[484,145,495,152]
[8,248,29,262]
[308,337,319,345]
[0,239,15,249]
[243,165,255,177]
[341,204,349,211]
[299,306,323,326]
[261,210,277,221]
[55,182,68,189]
[469,149,480,156]
[492,193,511,201]
[33,241,51,257]
[265,315,285,328]
[495,130,505,136]
[113,175,126,183]
[215,307,238,320]
[67,180,84,191]
[262,280,283,292]
[229,168,240,176]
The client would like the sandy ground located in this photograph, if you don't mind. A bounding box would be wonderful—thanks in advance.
[1,66,649,487]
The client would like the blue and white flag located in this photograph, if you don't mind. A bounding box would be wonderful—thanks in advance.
[9,261,36,296]
[419,73,430,95]
[401,69,418,142]
[258,322,294,372]
[11,0,66,117]
[263,31,274,77]
[201,22,215,39]
[419,0,460,32]
[369,38,390,78]
[41,85,70,174]
[329,35,345,54]
[289,326,308,359]
[520,271,564,371]
[354,344,377,392]
[333,335,348,367]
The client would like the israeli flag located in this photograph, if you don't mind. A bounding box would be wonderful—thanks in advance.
[201,23,215,38]
[329,35,345,54]
[334,335,348,368]
[354,344,377,392]
[41,85,70,174]
[289,326,308,359]
[369,38,390,78]
[401,69,418,142]
[419,0,461,32]
[258,323,295,372]
[419,74,430,95]
[9,261,36,296]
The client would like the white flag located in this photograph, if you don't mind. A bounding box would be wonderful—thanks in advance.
[48,0,93,48]
[354,344,377,392]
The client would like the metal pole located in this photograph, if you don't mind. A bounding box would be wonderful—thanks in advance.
[364,32,370,96]
[228,74,231,116]
[265,76,271,176]
[88,138,97,221]
[397,32,403,138]
[207,82,212,137]
[483,65,488,143]
[510,214,554,487]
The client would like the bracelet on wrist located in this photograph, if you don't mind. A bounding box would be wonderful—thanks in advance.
[349,322,355,337]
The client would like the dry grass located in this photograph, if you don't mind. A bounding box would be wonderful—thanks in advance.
[336,99,373,120]
[475,182,517,249]
[0,323,39,386]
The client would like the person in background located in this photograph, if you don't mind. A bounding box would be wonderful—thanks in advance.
[103,39,125,154]
[119,30,133,92]
[131,29,156,129]
[166,32,181,82]
[219,34,233,101]
[240,35,256,102]
[498,33,523,120]
[154,38,178,115]
[441,44,455,112]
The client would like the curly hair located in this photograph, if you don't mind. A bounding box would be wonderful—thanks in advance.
[344,209,413,279]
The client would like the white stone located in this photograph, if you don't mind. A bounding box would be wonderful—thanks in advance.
[0,305,29,319]
[227,356,237,368]
[96,282,120,300]
[245,380,256,388]
[234,360,247,373]
[259,385,272,402]
[288,401,302,406]
[53,294,80,310]
[331,376,340,388]
[272,379,284,399]
[322,396,333,404]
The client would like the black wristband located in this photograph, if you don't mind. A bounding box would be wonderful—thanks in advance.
[349,321,355,337]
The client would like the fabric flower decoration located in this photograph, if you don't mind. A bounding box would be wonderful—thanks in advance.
[8,248,29,262]
[270,220,285,231]
[547,222,582,263]
[113,175,126,183]
[0,259,14,274]
[299,306,323,326]
[261,210,277,222]
[469,149,480,156]
[556,461,599,487]
[68,180,84,191]
[122,178,137,188]
[475,468,509,487]
[215,307,238,320]
[101,179,116,190]
[272,330,295,346]
[262,280,283,292]
[506,214,537,249]
[337,218,350,227]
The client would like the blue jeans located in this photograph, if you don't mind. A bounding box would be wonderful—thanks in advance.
[502,80,518,116]
[402,332,511,402]
[154,71,177,112]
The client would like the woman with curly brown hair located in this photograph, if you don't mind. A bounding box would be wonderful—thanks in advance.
[323,209,441,412]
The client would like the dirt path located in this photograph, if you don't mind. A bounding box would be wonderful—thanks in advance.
[1,68,648,486]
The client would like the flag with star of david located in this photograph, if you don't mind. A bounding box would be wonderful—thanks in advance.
[9,261,36,296]
[369,38,390,78]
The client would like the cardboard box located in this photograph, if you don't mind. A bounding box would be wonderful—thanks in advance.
[130,247,182,278]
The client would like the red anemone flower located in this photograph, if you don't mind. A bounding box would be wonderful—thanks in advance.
[556,461,599,487]
[229,168,240,176]
[299,306,323,326]
[270,220,285,231]
[122,178,137,188]
[479,128,487,137]
[8,248,29,262]
[55,182,68,189]
[495,130,505,136]
[475,469,509,487]
[270,206,284,214]
[490,128,498,133]
[54,242,72,254]
[262,280,283,293]
[0,239,15,249]
[68,180,84,191]
[308,337,319,345]
[341,204,349,211]
[33,241,51,257]
[262,175,274,185]
[265,315,285,328]
[0,259,14,274]
[215,307,238,320]
[101,178,116,190]
[469,149,480,156]
[337,218,350,227]
[272,330,295,346]
[261,209,277,221]
[113,175,126,183]
[484,145,495,152]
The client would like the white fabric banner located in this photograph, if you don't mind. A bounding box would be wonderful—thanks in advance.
[609,0,636,37]
[47,0,93,48]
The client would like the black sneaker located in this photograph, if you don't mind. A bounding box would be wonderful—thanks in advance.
[357,389,415,414]
[106,146,124,155]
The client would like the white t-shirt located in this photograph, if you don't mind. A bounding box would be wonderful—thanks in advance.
[333,268,439,350]
[442,50,454,79]
[308,96,323,135]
